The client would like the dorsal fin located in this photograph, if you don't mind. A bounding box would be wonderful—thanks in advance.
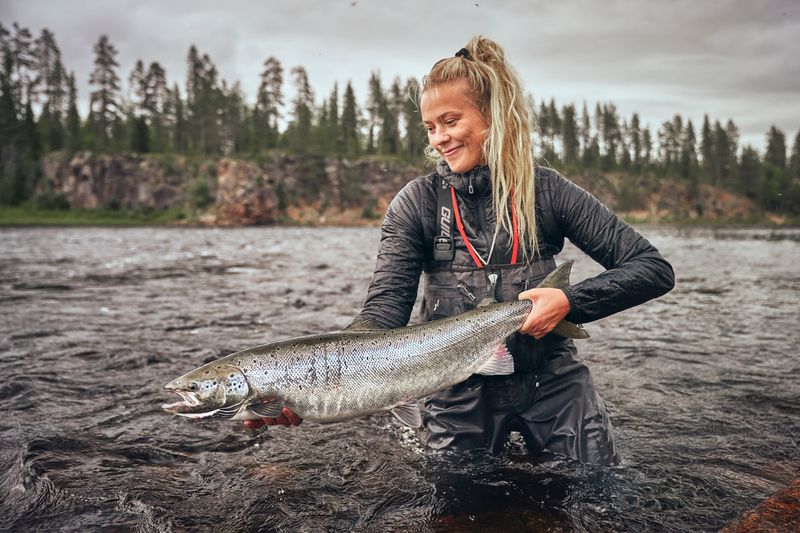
[551,320,590,339]
[476,297,496,308]
[538,261,574,289]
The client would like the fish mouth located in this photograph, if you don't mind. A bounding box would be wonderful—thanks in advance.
[161,389,201,413]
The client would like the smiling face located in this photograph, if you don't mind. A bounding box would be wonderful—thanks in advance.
[421,79,488,174]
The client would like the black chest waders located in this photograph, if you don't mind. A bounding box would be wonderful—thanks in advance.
[418,180,619,465]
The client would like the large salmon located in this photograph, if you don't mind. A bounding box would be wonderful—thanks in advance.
[162,261,587,427]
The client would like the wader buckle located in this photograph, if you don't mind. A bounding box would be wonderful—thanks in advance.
[434,236,455,261]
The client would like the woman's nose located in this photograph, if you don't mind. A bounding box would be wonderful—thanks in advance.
[431,128,450,147]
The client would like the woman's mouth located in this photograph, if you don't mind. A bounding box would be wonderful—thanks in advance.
[442,145,462,157]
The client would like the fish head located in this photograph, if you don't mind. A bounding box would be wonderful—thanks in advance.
[162,363,250,419]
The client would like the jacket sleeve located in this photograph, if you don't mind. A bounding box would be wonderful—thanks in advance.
[548,172,675,324]
[351,181,426,330]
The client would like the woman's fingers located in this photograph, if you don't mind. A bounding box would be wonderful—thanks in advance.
[517,288,570,339]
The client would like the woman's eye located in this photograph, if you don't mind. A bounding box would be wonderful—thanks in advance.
[445,119,457,126]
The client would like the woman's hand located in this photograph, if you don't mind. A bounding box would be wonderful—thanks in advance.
[242,407,303,431]
[517,288,571,339]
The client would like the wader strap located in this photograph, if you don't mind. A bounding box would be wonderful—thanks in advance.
[433,178,455,263]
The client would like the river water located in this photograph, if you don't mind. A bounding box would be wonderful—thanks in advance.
[0,225,798,532]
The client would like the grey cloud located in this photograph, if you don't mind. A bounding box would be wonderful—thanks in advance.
[1,0,797,148]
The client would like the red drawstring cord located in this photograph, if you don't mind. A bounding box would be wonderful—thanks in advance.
[450,187,520,268]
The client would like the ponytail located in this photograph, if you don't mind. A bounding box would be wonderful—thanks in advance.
[422,35,538,259]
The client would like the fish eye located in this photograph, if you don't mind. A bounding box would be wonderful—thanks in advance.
[188,382,199,392]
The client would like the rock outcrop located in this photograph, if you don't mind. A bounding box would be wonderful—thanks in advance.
[39,152,764,225]
[43,152,186,210]
[40,152,423,225]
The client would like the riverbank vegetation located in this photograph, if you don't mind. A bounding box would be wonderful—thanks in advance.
[1,22,798,224]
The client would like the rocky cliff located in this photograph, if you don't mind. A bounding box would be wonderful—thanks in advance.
[41,152,422,225]
[40,152,763,225]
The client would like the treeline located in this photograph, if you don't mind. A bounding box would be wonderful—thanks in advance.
[1,22,799,215]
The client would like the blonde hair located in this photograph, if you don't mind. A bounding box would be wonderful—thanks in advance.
[422,35,538,259]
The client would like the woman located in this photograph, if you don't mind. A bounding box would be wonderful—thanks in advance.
[247,36,674,465]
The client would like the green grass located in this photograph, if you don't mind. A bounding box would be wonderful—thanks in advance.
[0,206,195,226]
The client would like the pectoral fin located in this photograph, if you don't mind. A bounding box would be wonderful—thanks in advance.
[476,343,515,376]
[246,400,284,418]
[390,400,422,427]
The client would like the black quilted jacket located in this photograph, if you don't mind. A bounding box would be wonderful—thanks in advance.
[355,162,675,329]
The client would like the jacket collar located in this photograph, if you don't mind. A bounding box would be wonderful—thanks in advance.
[435,160,491,196]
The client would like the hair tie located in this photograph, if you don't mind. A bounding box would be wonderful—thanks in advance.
[455,48,471,60]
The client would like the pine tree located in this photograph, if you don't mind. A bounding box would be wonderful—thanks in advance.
[341,80,359,157]
[127,59,149,152]
[700,114,714,184]
[287,66,314,153]
[600,103,620,170]
[537,100,552,161]
[642,127,653,169]
[402,77,423,160]
[128,60,146,111]
[724,119,740,187]
[762,126,789,211]
[765,125,787,169]
[10,23,39,107]
[0,33,22,204]
[579,102,592,163]
[35,28,66,152]
[185,46,222,154]
[326,82,342,154]
[790,129,800,180]
[738,145,762,198]
[167,83,187,153]
[680,119,699,200]
[219,80,246,155]
[380,77,402,155]
[64,71,80,152]
[87,34,121,149]
[255,56,283,150]
[144,62,167,152]
[619,119,632,170]
[366,71,383,154]
[787,130,800,213]
[560,103,579,164]
[630,113,642,173]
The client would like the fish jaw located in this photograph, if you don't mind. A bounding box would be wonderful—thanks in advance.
[161,364,251,419]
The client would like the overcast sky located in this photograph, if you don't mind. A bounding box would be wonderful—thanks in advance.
[3,0,799,150]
